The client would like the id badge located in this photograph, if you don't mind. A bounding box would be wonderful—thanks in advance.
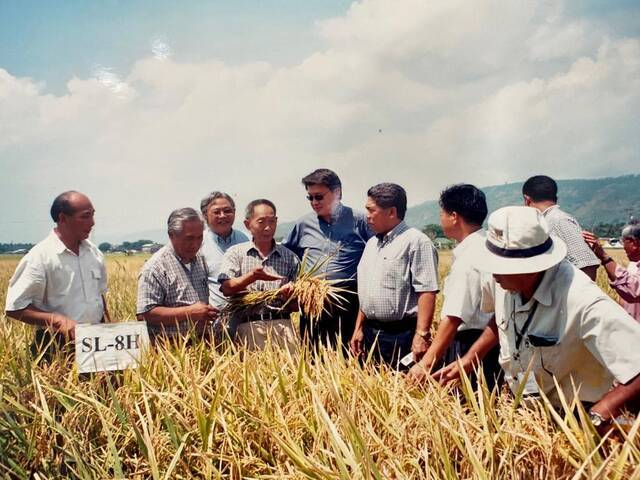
[517,371,540,396]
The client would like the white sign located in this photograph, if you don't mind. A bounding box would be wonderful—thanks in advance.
[75,322,150,374]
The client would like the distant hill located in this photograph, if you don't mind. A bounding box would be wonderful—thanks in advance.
[277,174,640,237]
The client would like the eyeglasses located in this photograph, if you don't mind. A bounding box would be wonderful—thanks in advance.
[306,191,331,202]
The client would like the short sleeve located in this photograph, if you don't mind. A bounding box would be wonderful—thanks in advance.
[409,238,439,292]
[480,275,496,314]
[5,253,46,311]
[441,262,475,322]
[580,297,640,384]
[136,267,166,315]
[218,248,242,283]
[551,218,599,269]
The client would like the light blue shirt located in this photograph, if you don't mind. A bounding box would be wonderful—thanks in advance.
[200,228,249,307]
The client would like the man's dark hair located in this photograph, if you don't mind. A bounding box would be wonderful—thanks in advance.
[367,183,407,220]
[302,169,342,198]
[245,199,277,219]
[50,191,79,222]
[522,175,558,203]
[200,191,236,216]
[439,184,488,226]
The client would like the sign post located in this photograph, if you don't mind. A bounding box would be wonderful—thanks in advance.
[75,322,150,374]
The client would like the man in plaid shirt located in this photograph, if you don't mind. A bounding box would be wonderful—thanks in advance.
[137,208,218,341]
[523,175,599,280]
[219,199,299,350]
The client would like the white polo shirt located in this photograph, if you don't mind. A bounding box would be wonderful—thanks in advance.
[6,231,108,324]
[441,230,493,331]
[482,260,640,407]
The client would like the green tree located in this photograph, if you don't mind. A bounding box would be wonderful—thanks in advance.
[422,223,443,240]
[98,242,112,252]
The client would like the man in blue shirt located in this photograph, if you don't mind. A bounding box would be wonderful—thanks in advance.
[199,191,249,309]
[283,169,372,350]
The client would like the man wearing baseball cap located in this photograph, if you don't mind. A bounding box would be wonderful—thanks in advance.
[435,206,640,429]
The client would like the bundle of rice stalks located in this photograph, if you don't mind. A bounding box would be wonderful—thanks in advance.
[222,252,350,322]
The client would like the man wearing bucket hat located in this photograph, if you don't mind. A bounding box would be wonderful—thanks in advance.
[435,206,640,429]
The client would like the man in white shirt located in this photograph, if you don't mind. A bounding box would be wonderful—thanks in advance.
[199,191,249,308]
[5,191,109,358]
[436,206,640,431]
[409,184,500,388]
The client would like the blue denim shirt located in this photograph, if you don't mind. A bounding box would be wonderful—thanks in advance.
[283,204,372,283]
[200,228,249,307]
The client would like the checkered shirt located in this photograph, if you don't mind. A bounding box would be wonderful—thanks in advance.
[218,241,300,293]
[543,205,599,269]
[137,244,210,337]
[357,222,439,322]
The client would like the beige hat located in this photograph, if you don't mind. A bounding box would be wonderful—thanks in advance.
[470,206,567,274]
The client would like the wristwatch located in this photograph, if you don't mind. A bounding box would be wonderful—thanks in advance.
[588,411,610,428]
[415,329,430,339]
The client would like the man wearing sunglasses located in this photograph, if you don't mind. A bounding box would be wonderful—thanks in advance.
[435,206,640,433]
[283,168,372,350]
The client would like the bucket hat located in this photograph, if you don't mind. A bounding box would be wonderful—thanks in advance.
[470,206,567,274]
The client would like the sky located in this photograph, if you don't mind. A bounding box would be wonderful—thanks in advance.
[1,0,639,243]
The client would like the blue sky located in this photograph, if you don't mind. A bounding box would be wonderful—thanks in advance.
[0,0,639,243]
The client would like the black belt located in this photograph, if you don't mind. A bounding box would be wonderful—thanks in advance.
[236,310,280,324]
[366,315,417,334]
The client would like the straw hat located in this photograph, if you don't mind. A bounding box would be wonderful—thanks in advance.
[470,206,567,274]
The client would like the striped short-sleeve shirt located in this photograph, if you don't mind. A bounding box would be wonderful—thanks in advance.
[542,206,599,270]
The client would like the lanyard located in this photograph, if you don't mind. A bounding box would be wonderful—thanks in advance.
[514,300,539,351]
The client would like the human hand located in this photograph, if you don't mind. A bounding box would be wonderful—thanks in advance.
[250,267,283,282]
[408,360,431,384]
[411,334,430,362]
[188,302,219,323]
[432,356,474,386]
[279,281,295,298]
[349,328,365,358]
[582,231,606,259]
[52,314,77,340]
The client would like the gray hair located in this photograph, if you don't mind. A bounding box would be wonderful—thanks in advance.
[200,191,236,216]
[167,208,204,235]
[621,220,640,241]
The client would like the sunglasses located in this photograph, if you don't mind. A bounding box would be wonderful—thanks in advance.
[306,191,331,202]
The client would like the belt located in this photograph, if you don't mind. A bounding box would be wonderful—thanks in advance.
[366,315,417,334]
[237,310,280,324]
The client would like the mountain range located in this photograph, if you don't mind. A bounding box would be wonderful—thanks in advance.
[107,174,640,243]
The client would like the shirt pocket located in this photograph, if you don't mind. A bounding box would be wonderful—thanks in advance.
[381,258,406,289]
[86,267,104,301]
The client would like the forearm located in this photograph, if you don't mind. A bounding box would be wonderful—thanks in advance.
[416,291,436,332]
[5,305,72,329]
[353,309,366,331]
[591,373,640,420]
[221,273,255,296]
[137,306,193,325]
[421,316,461,368]
[459,318,499,366]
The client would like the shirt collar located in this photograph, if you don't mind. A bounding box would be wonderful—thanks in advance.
[452,229,484,260]
[541,204,559,216]
[247,240,280,259]
[376,221,408,246]
[49,230,88,256]
[208,228,239,246]
[531,264,558,307]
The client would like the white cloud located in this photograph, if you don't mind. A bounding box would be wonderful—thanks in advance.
[0,0,638,241]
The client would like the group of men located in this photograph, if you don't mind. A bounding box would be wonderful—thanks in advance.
[4,171,640,431]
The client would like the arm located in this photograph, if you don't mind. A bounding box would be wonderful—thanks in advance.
[137,302,217,326]
[590,373,640,428]
[411,291,436,361]
[6,305,77,338]
[433,316,499,385]
[220,267,283,296]
[349,309,367,358]
[583,231,640,302]
[409,315,462,381]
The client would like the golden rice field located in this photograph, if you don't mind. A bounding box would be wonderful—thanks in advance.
[0,250,638,479]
